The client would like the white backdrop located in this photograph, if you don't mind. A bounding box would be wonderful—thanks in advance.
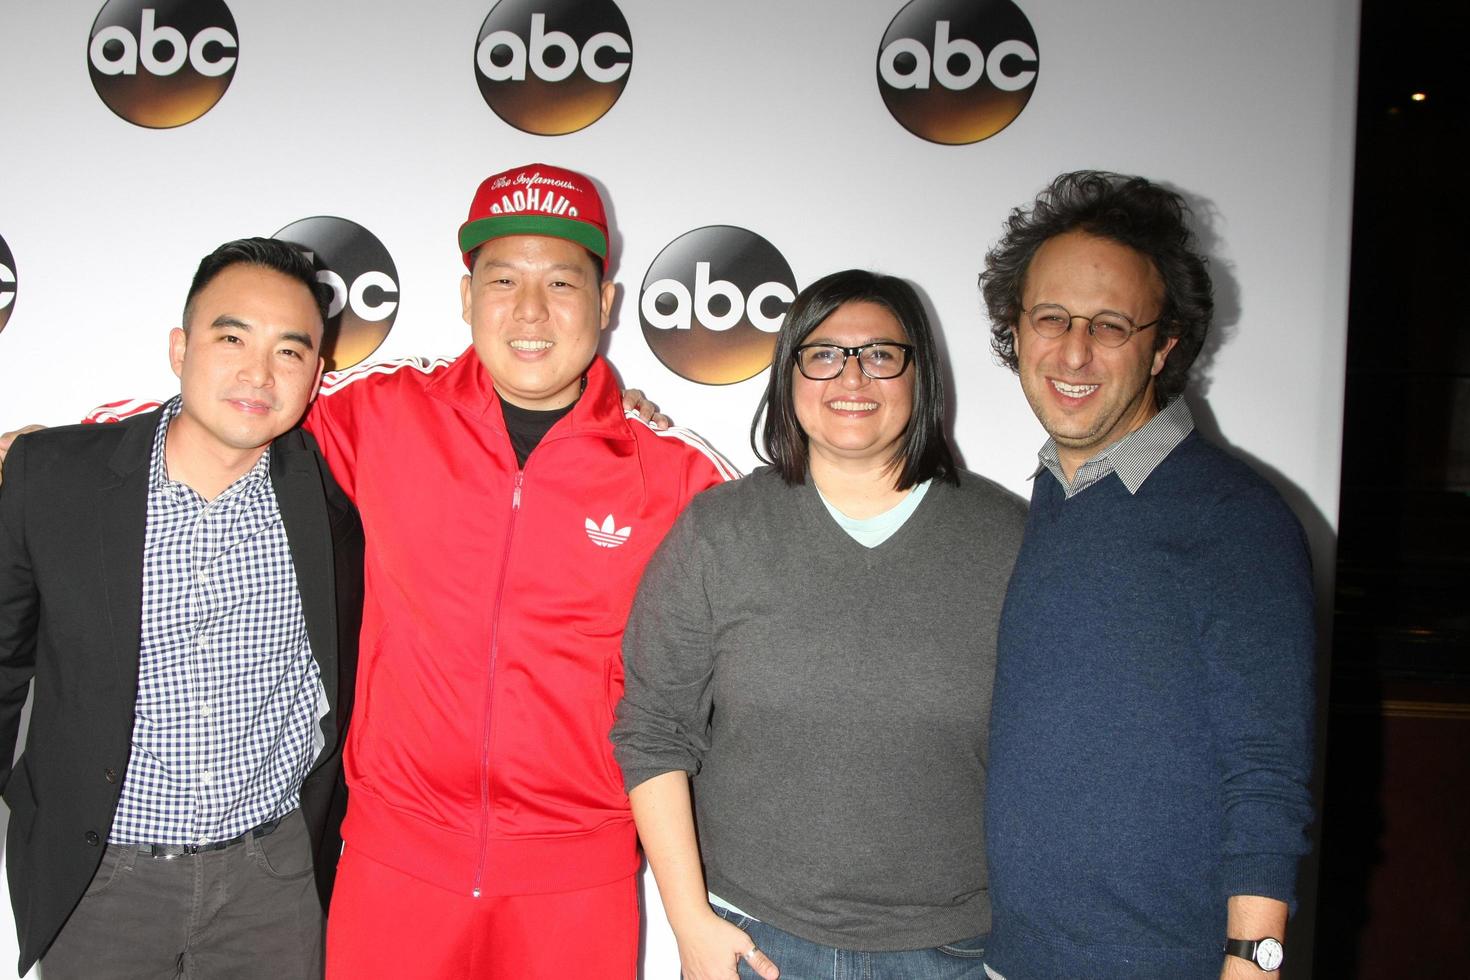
[0,1,1358,976]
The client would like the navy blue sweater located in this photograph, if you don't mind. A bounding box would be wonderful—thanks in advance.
[984,432,1315,980]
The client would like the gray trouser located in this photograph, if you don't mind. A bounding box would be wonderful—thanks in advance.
[41,808,324,980]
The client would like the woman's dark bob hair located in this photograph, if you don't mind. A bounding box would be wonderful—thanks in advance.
[752,269,958,490]
[980,171,1213,408]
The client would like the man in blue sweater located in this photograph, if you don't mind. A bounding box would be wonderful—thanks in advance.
[978,172,1315,980]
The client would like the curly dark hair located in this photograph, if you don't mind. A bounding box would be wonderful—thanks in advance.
[979,171,1213,407]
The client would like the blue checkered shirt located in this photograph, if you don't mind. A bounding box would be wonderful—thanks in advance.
[109,397,326,846]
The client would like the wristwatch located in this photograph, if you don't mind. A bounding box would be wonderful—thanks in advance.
[1223,937,1284,971]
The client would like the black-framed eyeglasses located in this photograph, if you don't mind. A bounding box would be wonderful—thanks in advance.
[1021,303,1161,349]
[793,342,915,380]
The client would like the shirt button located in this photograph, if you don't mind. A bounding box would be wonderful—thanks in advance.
[197,569,208,584]
[103,768,118,783]
[200,771,213,785]
[199,703,212,718]
[85,831,100,846]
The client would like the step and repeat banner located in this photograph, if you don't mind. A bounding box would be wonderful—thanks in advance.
[1,0,1357,975]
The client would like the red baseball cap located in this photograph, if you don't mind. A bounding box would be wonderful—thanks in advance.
[458,163,609,271]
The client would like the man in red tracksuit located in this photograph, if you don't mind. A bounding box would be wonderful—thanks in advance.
[306,163,736,978]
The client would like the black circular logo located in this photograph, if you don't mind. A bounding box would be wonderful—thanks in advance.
[877,0,1038,145]
[639,227,796,386]
[0,234,16,336]
[474,0,632,136]
[272,217,400,372]
[88,0,239,129]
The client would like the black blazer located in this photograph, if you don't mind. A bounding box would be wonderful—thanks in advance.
[0,410,363,975]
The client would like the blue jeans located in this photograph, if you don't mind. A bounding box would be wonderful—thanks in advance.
[713,905,988,980]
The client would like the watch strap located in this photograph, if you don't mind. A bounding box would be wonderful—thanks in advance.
[1223,937,1284,971]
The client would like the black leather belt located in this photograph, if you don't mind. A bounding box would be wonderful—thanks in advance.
[137,817,283,859]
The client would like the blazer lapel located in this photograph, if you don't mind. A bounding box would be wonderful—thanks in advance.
[271,432,339,726]
[96,413,159,696]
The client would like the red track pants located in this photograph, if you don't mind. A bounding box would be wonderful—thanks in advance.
[325,845,639,979]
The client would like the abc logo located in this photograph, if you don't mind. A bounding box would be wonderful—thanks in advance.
[877,0,1039,145]
[272,217,399,372]
[640,227,796,386]
[0,234,16,335]
[88,0,238,129]
[474,0,632,136]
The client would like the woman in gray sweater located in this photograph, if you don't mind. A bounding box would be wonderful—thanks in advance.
[611,270,1026,980]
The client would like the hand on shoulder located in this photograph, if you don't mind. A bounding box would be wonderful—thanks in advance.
[0,425,46,481]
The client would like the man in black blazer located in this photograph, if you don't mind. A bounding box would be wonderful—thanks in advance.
[0,238,362,978]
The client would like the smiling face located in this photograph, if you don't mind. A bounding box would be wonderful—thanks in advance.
[168,263,324,465]
[1013,231,1178,477]
[793,301,915,473]
[460,234,616,411]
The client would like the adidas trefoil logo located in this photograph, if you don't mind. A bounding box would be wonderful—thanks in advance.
[585,514,632,549]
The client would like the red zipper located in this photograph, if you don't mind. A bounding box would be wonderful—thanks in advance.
[472,469,523,898]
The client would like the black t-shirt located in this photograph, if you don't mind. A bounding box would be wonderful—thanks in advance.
[500,396,576,468]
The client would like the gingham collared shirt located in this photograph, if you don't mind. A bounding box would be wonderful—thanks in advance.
[1033,397,1195,499]
[109,397,325,846]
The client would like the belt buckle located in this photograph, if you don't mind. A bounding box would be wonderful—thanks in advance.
[139,816,283,859]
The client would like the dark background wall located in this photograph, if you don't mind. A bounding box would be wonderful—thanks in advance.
[1315,0,1470,974]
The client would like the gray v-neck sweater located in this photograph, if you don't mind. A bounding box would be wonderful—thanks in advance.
[612,466,1026,950]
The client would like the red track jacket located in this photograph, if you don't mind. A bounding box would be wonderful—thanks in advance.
[305,350,734,898]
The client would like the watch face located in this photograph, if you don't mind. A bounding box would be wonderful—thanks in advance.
[1257,938,1284,971]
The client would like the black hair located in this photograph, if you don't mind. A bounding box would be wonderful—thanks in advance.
[182,237,330,330]
[980,171,1213,407]
[752,269,958,489]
